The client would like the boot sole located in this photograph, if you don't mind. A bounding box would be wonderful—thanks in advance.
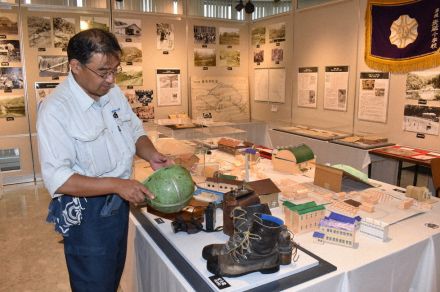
[213,265,280,278]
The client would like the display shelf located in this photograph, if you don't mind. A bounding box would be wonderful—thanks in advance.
[273,125,350,141]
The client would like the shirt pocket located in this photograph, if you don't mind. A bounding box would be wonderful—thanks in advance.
[71,127,119,177]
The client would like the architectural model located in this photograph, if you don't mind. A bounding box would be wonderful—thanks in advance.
[272,144,315,174]
[313,212,359,248]
[283,201,326,234]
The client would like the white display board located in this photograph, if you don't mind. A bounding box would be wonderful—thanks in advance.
[156,69,181,106]
[358,72,390,123]
[324,66,349,111]
[297,67,318,108]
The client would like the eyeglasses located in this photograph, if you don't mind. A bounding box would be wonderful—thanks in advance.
[83,64,122,79]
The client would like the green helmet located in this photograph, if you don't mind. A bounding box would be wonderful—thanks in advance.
[143,165,195,213]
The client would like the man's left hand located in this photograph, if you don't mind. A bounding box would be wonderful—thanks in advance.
[149,152,173,170]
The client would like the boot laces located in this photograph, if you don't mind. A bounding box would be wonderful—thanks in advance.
[286,229,299,262]
[227,230,261,263]
[231,207,247,231]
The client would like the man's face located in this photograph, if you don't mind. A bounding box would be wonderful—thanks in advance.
[70,53,120,101]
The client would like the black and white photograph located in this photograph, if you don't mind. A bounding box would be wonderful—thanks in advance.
[27,16,52,48]
[271,47,283,63]
[157,69,181,106]
[156,23,174,51]
[0,67,23,90]
[268,22,286,43]
[403,104,440,135]
[120,42,142,63]
[219,49,240,67]
[0,13,19,35]
[38,55,69,78]
[194,48,216,67]
[0,95,25,118]
[362,79,375,90]
[0,40,21,63]
[35,82,59,103]
[193,25,216,44]
[113,18,142,41]
[406,70,440,104]
[116,65,143,86]
[80,16,109,31]
[254,49,264,63]
[53,17,76,50]
[132,105,154,121]
[251,26,266,46]
[219,27,239,46]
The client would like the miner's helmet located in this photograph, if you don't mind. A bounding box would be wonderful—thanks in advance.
[143,165,195,213]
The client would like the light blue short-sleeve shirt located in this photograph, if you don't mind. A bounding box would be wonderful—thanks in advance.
[37,72,145,198]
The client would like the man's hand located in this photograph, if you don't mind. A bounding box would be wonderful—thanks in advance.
[149,151,174,171]
[115,179,155,203]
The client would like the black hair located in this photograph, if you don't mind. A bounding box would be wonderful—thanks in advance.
[66,28,122,64]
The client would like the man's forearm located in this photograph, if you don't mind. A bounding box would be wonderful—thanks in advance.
[135,135,159,161]
[56,173,124,197]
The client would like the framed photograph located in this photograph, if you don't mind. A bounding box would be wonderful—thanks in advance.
[193,25,216,44]
[53,17,76,50]
[219,27,239,46]
[120,42,142,63]
[28,16,52,48]
[251,26,266,46]
[0,67,23,90]
[0,95,25,117]
[194,48,216,67]
[253,49,264,63]
[0,40,21,63]
[80,16,109,31]
[406,70,440,105]
[0,13,19,36]
[35,82,59,103]
[268,22,285,43]
[113,18,142,41]
[116,65,143,86]
[271,47,283,63]
[403,104,440,136]
[156,23,174,51]
[38,55,69,77]
[219,49,240,67]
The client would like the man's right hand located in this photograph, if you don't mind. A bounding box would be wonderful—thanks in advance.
[115,179,155,203]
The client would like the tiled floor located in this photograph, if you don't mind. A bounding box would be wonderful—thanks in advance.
[0,182,70,292]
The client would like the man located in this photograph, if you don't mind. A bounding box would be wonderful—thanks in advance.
[37,28,171,291]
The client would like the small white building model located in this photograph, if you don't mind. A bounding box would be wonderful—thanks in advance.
[359,217,389,242]
[313,212,359,248]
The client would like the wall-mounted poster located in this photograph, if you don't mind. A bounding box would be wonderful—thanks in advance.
[156,23,174,51]
[38,55,69,77]
[254,68,285,103]
[358,72,390,123]
[80,16,109,31]
[0,13,18,36]
[0,40,21,63]
[251,27,266,46]
[194,48,216,67]
[123,89,154,121]
[0,95,25,117]
[193,25,216,44]
[35,82,59,103]
[116,65,143,86]
[0,67,23,90]
[53,17,75,50]
[254,49,264,63]
[120,42,142,63]
[271,47,283,63]
[156,69,181,106]
[219,49,240,67]
[219,27,239,46]
[324,66,349,111]
[113,18,142,41]
[191,76,249,121]
[268,22,285,43]
[406,70,440,104]
[254,69,269,101]
[297,67,318,108]
[28,16,52,48]
[403,104,440,135]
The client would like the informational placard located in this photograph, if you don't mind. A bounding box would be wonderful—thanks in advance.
[254,69,268,102]
[34,82,59,103]
[254,68,285,103]
[156,69,181,106]
[324,66,349,111]
[297,67,318,108]
[358,72,390,123]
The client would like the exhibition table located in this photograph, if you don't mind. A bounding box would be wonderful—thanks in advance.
[121,183,440,291]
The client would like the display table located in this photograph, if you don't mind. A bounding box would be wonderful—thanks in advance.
[268,129,372,173]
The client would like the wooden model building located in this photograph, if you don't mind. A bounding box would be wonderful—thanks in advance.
[217,137,252,155]
[202,176,243,193]
[283,201,326,234]
[405,185,431,201]
[272,144,315,174]
[313,212,359,248]
[246,178,281,208]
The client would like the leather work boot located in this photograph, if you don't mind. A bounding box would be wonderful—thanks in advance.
[202,204,271,260]
[278,225,297,265]
[206,214,283,277]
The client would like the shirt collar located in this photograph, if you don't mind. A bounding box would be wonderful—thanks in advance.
[67,72,110,111]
